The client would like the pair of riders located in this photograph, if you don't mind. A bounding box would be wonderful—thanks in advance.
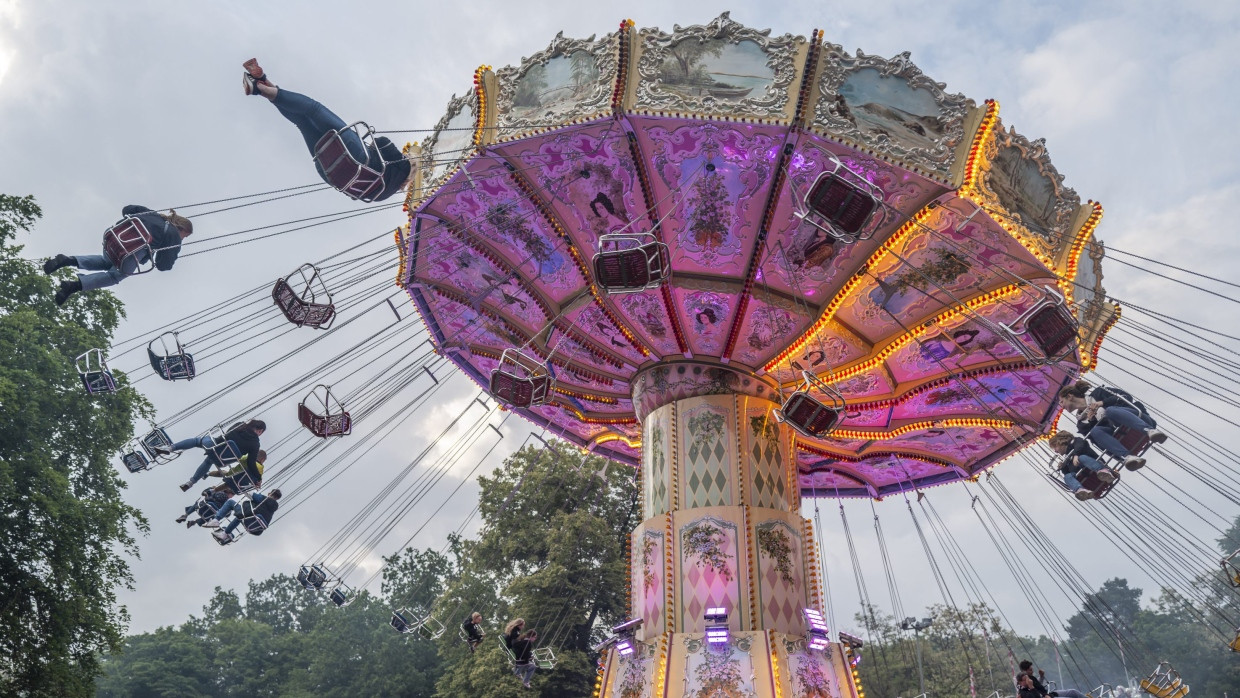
[504,618,539,689]
[43,59,411,305]
[1053,381,1168,499]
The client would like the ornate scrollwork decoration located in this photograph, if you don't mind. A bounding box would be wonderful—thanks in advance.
[493,30,620,141]
[814,48,974,181]
[419,92,478,197]
[973,122,1081,257]
[633,12,803,120]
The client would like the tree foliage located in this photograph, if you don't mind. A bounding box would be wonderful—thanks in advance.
[95,444,638,697]
[0,194,150,696]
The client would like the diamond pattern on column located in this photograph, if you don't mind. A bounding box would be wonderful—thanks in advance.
[645,421,668,517]
[684,407,731,508]
[756,520,804,634]
[680,517,740,631]
[747,414,787,510]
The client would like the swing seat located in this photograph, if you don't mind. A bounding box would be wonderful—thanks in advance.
[102,216,155,275]
[297,564,330,590]
[797,156,885,243]
[238,497,269,536]
[532,646,557,670]
[314,122,385,202]
[1102,424,1150,460]
[1230,628,1240,653]
[772,371,846,438]
[592,232,671,294]
[391,609,416,634]
[1141,663,1188,698]
[298,385,352,437]
[415,615,446,640]
[998,286,1079,365]
[196,497,224,519]
[1221,550,1240,589]
[1075,466,1119,500]
[205,426,242,466]
[489,349,553,409]
[120,450,150,473]
[499,638,518,666]
[329,584,353,608]
[273,264,337,329]
[76,348,117,395]
[147,332,196,381]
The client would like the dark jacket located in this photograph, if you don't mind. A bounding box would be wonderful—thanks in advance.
[371,137,411,202]
[121,205,182,271]
[251,493,279,523]
[1075,386,1148,432]
[462,618,483,642]
[1058,436,1099,474]
[220,424,262,474]
[1021,671,1051,697]
[511,637,534,665]
[504,626,522,649]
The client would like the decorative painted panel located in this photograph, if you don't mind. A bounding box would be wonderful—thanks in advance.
[679,515,741,631]
[643,419,669,518]
[678,634,758,698]
[781,638,840,698]
[635,529,665,637]
[494,31,620,141]
[812,47,974,182]
[609,638,658,698]
[744,410,788,511]
[754,519,805,634]
[681,404,734,508]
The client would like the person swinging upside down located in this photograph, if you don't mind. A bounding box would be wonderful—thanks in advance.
[241,59,412,202]
[43,205,193,305]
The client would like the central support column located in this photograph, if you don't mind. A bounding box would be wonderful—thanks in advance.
[596,363,862,698]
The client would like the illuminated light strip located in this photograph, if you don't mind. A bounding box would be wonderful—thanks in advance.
[590,432,643,449]
[1083,301,1121,372]
[770,629,785,698]
[832,417,1016,441]
[592,651,606,698]
[1061,200,1103,301]
[744,504,757,629]
[764,204,937,373]
[551,385,619,405]
[796,441,956,470]
[611,20,635,112]
[460,342,623,391]
[624,125,691,355]
[653,634,669,698]
[471,65,491,149]
[558,403,640,426]
[663,512,675,632]
[842,359,1043,413]
[958,99,1000,193]
[817,284,1023,385]
[791,30,823,127]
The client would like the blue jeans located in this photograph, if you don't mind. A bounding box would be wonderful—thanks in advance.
[1055,690,1087,698]
[272,89,367,177]
[1063,454,1104,490]
[215,498,244,534]
[513,663,535,684]
[172,435,236,486]
[74,251,142,291]
[1087,406,1154,458]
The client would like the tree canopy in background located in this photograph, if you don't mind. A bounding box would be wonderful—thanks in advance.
[0,194,151,696]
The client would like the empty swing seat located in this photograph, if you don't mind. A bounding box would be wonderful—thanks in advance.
[147,332,196,381]
[999,286,1080,364]
[298,385,352,437]
[273,263,337,329]
[1140,663,1189,698]
[805,173,880,236]
[532,646,557,670]
[76,348,117,395]
[329,584,353,608]
[297,564,330,590]
[415,615,446,641]
[489,349,553,409]
[119,427,179,474]
[1222,550,1240,589]
[102,216,156,275]
[773,371,846,439]
[313,122,385,202]
[592,232,671,293]
[120,450,150,473]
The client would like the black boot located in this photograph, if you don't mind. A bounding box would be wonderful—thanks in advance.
[54,278,83,306]
[43,254,75,274]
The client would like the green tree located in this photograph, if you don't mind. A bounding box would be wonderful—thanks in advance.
[431,444,639,697]
[0,194,150,696]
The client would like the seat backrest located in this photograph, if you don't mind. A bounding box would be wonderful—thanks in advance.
[807,175,878,235]
[1027,304,1077,357]
[782,393,841,437]
[314,130,385,202]
[81,370,117,395]
[121,451,150,473]
[491,371,535,408]
[103,217,154,269]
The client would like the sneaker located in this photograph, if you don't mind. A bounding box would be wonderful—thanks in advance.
[1097,469,1117,484]
[243,73,259,96]
[175,514,188,524]
[179,481,193,492]
[212,530,233,544]
[153,447,172,457]
[242,58,270,85]
[1123,455,1146,471]
[54,278,82,306]
[43,254,73,274]
[1146,429,1168,444]
[186,520,198,529]
[1075,488,1095,501]
[202,519,220,529]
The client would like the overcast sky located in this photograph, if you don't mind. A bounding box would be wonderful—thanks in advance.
[2,0,1238,650]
